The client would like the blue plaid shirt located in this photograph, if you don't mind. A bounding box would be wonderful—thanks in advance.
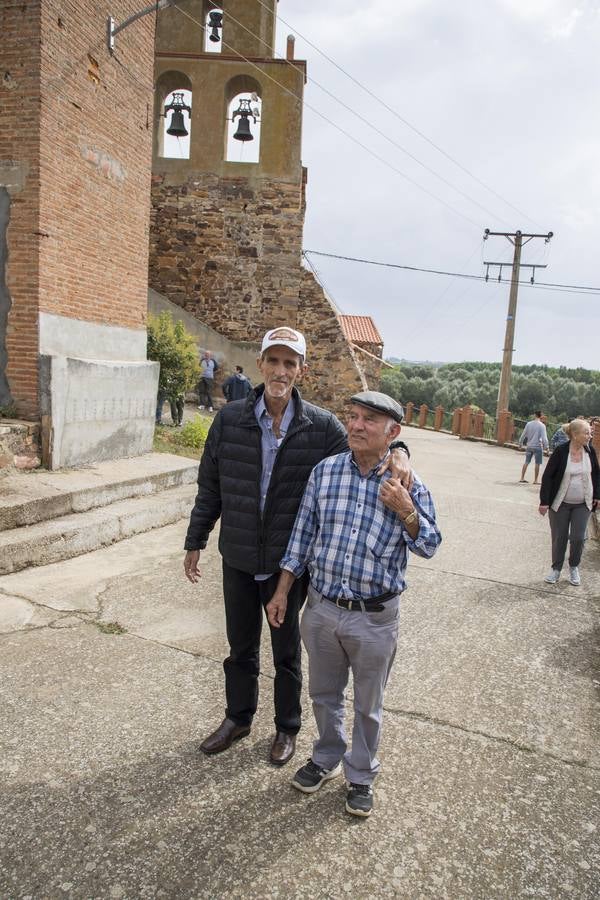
[280,451,441,600]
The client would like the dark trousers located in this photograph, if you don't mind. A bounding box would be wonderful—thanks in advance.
[222,562,307,735]
[548,502,591,569]
[198,377,214,408]
[169,397,184,425]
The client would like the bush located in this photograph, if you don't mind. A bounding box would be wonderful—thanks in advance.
[147,312,200,397]
[178,415,211,449]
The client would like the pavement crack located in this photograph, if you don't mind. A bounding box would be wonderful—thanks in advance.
[384,705,599,770]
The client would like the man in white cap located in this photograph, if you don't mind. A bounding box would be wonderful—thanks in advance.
[267,390,441,817]
[184,331,413,767]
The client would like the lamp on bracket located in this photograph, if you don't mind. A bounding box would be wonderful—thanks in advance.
[107,0,175,54]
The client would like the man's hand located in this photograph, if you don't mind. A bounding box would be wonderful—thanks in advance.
[538,505,549,517]
[378,448,413,490]
[380,478,415,518]
[266,592,288,628]
[184,549,201,583]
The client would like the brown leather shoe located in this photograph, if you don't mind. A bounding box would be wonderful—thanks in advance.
[269,731,296,766]
[199,718,251,755]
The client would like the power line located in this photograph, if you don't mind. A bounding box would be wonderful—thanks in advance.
[171,3,482,230]
[258,0,541,229]
[204,2,512,227]
[303,249,600,296]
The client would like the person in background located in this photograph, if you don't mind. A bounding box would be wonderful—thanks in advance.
[550,423,569,451]
[198,350,219,412]
[539,419,599,586]
[222,365,252,403]
[519,411,549,485]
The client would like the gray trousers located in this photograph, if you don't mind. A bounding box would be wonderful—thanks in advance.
[300,585,400,785]
[548,502,591,570]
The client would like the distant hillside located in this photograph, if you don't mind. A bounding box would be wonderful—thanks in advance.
[381,360,600,421]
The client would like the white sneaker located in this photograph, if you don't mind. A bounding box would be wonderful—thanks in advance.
[197,405,205,410]
[209,406,214,412]
[544,569,560,584]
[569,567,581,586]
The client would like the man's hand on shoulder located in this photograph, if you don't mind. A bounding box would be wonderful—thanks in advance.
[184,549,201,583]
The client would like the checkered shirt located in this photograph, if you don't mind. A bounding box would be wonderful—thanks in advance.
[280,451,441,600]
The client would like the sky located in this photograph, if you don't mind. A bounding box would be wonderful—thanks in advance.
[271,0,600,369]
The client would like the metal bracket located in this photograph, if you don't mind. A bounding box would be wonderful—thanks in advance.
[107,0,175,54]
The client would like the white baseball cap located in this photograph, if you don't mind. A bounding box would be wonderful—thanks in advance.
[261,326,306,360]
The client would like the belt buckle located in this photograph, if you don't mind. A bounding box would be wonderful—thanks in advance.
[335,597,344,609]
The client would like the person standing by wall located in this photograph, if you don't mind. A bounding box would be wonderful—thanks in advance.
[222,365,252,402]
[519,411,549,485]
[198,350,218,412]
[539,419,599,586]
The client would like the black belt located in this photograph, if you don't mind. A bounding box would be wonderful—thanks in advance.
[323,590,397,612]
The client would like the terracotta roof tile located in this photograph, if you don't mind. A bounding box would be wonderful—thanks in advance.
[339,315,383,345]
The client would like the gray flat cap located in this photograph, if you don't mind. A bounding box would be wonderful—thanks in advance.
[350,391,404,423]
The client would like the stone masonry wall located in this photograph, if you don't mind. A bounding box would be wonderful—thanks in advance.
[0,420,41,472]
[150,171,364,419]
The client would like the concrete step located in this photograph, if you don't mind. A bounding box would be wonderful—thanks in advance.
[0,482,196,575]
[0,453,198,531]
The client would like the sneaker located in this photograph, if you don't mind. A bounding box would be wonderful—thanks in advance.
[208,406,214,412]
[569,566,581,586]
[197,405,205,410]
[544,569,560,584]
[292,759,342,794]
[345,783,374,818]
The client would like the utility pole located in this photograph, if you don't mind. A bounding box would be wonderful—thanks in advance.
[483,228,553,421]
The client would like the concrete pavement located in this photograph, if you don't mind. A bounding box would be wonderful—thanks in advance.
[1,428,599,898]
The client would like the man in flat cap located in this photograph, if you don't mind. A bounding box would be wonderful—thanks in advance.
[184,332,413,768]
[267,390,441,816]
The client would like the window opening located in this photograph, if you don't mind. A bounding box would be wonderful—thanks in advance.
[226,92,262,163]
[162,90,192,159]
[204,7,223,53]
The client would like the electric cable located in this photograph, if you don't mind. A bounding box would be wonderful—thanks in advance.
[171,3,483,230]
[203,2,512,227]
[303,250,600,296]
[256,0,542,229]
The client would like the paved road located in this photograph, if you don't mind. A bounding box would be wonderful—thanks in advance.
[1,429,599,899]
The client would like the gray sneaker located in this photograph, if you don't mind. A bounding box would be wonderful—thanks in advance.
[345,783,374,817]
[569,566,581,586]
[292,759,342,794]
[544,569,560,584]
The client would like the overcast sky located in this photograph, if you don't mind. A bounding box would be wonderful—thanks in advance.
[273,1,600,369]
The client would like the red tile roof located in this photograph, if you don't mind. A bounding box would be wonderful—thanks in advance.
[339,315,383,345]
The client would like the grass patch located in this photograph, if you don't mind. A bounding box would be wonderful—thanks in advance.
[153,414,211,459]
[0,402,19,419]
[95,621,127,635]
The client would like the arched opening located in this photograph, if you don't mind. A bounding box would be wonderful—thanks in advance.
[225,75,262,164]
[204,4,223,53]
[155,71,193,160]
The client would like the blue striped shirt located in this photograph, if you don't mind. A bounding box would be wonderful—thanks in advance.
[280,451,441,600]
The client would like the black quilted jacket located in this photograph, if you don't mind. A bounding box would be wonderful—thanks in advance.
[184,385,349,574]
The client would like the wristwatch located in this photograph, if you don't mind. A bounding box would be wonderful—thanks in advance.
[403,509,418,525]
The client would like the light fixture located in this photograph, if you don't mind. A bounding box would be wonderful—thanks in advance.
[232,98,260,142]
[164,92,192,138]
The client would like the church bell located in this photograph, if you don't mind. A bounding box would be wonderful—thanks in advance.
[208,10,223,42]
[166,109,188,137]
[233,114,253,142]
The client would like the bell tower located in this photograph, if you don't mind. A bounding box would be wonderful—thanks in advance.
[149,1,366,412]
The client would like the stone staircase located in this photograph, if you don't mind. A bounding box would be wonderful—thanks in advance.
[0,452,198,575]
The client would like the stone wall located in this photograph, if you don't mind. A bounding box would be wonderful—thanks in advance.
[0,420,41,472]
[149,171,364,419]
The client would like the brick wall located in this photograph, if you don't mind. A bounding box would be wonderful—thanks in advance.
[0,1,43,417]
[149,171,364,418]
[1,0,156,418]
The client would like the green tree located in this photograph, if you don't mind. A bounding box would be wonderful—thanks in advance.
[147,312,200,398]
